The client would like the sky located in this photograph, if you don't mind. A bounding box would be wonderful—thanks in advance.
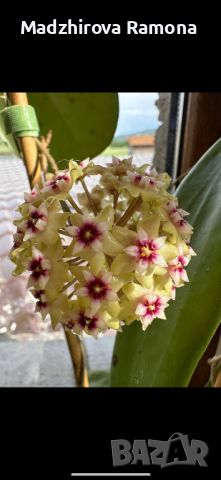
[114,92,160,137]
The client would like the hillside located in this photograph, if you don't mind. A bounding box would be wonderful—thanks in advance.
[112,129,155,146]
[101,129,156,157]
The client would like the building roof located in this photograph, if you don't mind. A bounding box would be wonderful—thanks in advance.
[127,134,155,147]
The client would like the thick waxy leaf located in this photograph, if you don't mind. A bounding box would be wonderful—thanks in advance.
[111,139,221,386]
[29,93,119,167]
[89,370,110,387]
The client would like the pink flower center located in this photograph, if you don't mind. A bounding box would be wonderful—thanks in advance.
[142,297,162,317]
[37,299,48,309]
[176,219,186,227]
[34,290,48,308]
[30,190,38,199]
[87,317,98,332]
[29,257,49,281]
[175,266,184,273]
[177,255,186,266]
[86,277,108,300]
[134,174,142,184]
[66,312,99,332]
[49,173,70,191]
[148,178,155,185]
[136,240,158,262]
[76,222,101,246]
[143,173,156,184]
[26,210,46,232]
[67,312,87,330]
[34,289,45,298]
[13,230,24,249]
[172,256,187,272]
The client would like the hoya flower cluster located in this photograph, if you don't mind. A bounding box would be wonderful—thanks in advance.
[10,157,196,337]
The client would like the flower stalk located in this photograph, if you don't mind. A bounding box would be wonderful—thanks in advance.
[67,195,83,214]
[116,195,142,226]
[35,137,58,174]
[80,178,98,215]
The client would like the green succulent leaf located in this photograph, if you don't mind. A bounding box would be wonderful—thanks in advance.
[111,138,221,387]
[29,93,119,168]
[89,370,110,387]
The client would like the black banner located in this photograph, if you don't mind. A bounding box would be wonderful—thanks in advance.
[0,388,220,479]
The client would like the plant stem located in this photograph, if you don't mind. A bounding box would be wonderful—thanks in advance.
[170,168,191,188]
[67,257,82,264]
[70,259,85,266]
[60,278,76,294]
[116,195,142,227]
[68,290,76,299]
[63,328,89,387]
[38,131,52,173]
[67,195,83,214]
[214,369,221,387]
[80,178,98,215]
[113,191,119,210]
[58,229,73,237]
[35,137,58,174]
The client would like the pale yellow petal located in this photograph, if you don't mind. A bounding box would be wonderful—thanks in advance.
[112,226,137,245]
[89,252,106,275]
[111,254,135,275]
[96,205,114,226]
[102,232,123,256]
[119,300,137,324]
[122,282,147,301]
[138,214,161,238]
[160,242,178,261]
[135,272,154,289]
[106,301,120,318]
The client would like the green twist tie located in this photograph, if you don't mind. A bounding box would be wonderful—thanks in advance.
[2,105,40,137]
